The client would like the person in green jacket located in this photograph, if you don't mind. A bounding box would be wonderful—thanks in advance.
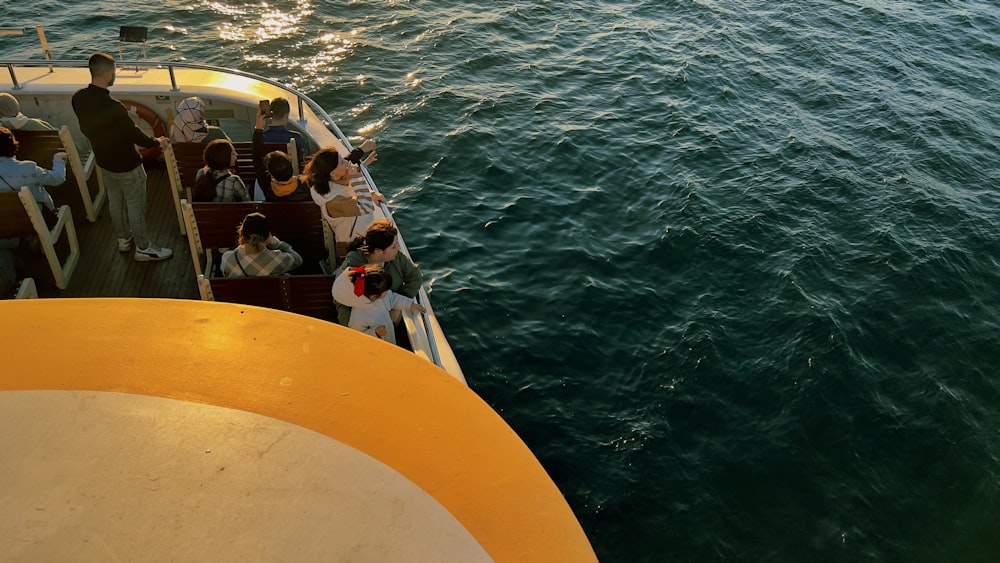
[335,218,422,326]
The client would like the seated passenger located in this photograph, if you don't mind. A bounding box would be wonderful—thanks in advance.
[306,147,384,245]
[220,212,303,277]
[251,105,310,201]
[335,219,421,326]
[193,139,249,202]
[0,126,65,212]
[169,97,230,143]
[0,93,55,131]
[331,263,425,346]
[0,126,64,284]
[262,97,306,166]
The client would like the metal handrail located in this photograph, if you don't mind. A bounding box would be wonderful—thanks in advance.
[3,59,350,144]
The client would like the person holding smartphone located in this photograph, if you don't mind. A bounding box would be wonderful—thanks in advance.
[261,97,307,166]
[251,104,311,202]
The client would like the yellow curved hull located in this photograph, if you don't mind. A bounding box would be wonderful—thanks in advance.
[0,299,596,561]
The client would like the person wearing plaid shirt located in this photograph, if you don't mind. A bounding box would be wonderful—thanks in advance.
[220,213,303,277]
[193,140,249,202]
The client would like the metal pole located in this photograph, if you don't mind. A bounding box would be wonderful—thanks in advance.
[6,63,21,90]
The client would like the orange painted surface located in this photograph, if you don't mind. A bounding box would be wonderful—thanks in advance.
[0,299,597,562]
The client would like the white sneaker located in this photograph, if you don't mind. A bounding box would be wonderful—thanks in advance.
[117,237,133,252]
[134,245,173,262]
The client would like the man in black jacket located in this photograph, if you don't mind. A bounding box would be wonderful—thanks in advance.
[72,52,172,261]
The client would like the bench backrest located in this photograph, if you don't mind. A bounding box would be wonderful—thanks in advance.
[199,274,337,322]
[0,191,34,238]
[10,127,105,223]
[12,129,64,169]
[10,129,77,195]
[170,140,291,196]
[184,201,330,276]
[0,187,80,290]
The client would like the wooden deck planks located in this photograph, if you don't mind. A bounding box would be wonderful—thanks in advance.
[32,162,198,299]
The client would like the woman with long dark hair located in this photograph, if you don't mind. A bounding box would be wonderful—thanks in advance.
[192,139,248,202]
[305,145,383,244]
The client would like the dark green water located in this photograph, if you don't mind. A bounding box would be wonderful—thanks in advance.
[6,1,1000,560]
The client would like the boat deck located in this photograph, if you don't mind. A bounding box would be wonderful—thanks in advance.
[24,162,199,300]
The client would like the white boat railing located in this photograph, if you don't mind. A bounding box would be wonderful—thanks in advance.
[3,59,351,146]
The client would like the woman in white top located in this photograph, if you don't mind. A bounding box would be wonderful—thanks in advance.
[305,146,384,244]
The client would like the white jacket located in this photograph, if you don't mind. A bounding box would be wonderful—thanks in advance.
[0,155,64,210]
[332,268,415,345]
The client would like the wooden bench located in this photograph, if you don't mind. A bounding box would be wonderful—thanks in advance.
[196,273,338,323]
[201,272,430,355]
[14,278,38,299]
[13,126,105,223]
[2,278,38,300]
[0,187,80,290]
[180,200,333,278]
[163,139,296,235]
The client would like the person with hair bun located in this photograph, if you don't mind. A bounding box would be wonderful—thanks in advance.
[331,263,425,345]
[220,212,302,277]
[334,218,422,326]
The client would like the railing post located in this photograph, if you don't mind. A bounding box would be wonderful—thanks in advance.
[35,26,53,72]
[6,63,21,90]
[168,64,179,91]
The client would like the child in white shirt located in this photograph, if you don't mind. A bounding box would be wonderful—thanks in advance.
[331,263,425,345]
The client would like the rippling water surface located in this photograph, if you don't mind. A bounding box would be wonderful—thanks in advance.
[6,0,1000,560]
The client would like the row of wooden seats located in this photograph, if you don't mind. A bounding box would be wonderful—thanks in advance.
[181,198,339,322]
[180,199,334,278]
[0,187,80,290]
[164,139,297,235]
[13,127,105,223]
[196,273,338,322]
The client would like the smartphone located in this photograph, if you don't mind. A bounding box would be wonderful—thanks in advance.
[359,139,376,153]
[258,99,271,117]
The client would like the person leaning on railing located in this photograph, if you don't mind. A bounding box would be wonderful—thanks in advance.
[332,263,425,346]
[305,144,383,246]
[334,219,422,327]
[71,52,172,262]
